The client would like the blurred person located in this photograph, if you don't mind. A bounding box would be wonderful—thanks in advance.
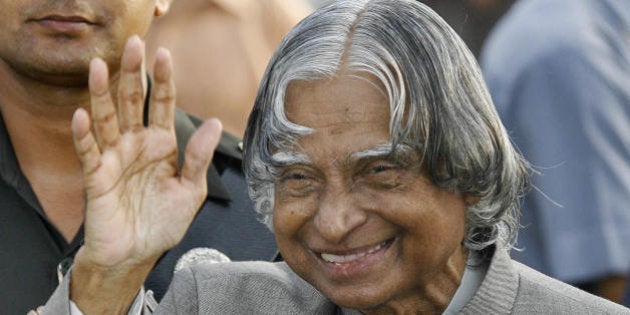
[419,0,516,57]
[0,0,276,313]
[42,1,628,313]
[145,0,311,137]
[481,0,630,304]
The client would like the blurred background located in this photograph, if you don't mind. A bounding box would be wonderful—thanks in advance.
[146,0,312,137]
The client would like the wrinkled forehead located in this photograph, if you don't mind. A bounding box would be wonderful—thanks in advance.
[283,72,391,130]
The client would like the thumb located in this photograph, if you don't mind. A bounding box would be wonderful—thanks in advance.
[180,118,223,187]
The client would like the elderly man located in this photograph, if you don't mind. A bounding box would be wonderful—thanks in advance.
[0,0,276,313]
[43,0,628,313]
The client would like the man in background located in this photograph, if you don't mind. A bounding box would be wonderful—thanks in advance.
[481,0,630,304]
[0,1,276,313]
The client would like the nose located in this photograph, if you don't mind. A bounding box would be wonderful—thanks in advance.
[314,187,367,243]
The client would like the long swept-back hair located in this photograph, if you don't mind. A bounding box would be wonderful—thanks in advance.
[243,0,530,253]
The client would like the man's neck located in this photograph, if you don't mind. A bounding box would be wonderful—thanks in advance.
[0,60,93,175]
[0,61,119,242]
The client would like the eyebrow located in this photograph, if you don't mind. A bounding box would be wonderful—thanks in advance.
[270,142,414,167]
[352,142,395,160]
[269,151,311,166]
[352,142,414,161]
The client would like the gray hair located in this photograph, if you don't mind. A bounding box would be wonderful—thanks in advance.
[243,0,529,253]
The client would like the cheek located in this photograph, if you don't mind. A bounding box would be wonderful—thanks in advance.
[272,196,314,246]
[113,2,156,37]
[410,204,467,259]
[379,190,467,249]
[273,203,315,274]
[124,14,154,38]
[273,182,319,227]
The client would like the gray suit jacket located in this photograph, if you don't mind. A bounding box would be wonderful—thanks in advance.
[44,248,629,314]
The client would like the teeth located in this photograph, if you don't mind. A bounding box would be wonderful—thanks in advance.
[320,240,388,264]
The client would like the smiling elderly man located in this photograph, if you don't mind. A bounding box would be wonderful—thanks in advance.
[42,0,629,314]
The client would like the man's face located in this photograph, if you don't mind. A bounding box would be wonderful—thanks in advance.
[273,74,468,312]
[0,0,164,85]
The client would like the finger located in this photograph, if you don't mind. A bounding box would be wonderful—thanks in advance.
[118,35,146,132]
[148,47,175,131]
[181,119,223,187]
[72,108,102,178]
[89,58,120,148]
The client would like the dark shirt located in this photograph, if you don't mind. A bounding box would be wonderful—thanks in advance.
[0,110,277,314]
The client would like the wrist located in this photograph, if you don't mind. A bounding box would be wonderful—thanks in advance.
[70,249,155,314]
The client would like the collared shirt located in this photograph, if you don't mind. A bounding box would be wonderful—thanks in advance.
[0,110,277,314]
[0,114,83,314]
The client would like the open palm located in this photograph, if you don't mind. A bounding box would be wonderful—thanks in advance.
[71,36,221,270]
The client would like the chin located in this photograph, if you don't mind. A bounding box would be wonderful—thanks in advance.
[10,52,92,86]
[28,65,90,87]
[320,283,392,312]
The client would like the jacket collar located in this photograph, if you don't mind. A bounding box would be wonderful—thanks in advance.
[460,245,519,313]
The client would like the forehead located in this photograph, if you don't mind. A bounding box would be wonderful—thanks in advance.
[282,73,395,160]
[284,73,390,131]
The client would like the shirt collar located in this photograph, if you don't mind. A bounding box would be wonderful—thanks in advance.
[443,250,489,314]
[0,112,45,215]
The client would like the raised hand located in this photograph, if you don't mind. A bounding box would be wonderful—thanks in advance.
[69,36,222,313]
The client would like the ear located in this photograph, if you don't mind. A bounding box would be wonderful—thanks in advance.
[154,0,172,17]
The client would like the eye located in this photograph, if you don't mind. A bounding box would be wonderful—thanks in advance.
[357,159,406,190]
[370,163,395,174]
[276,167,318,197]
[281,171,309,182]
[363,158,400,174]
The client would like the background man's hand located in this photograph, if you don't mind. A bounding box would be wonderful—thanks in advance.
[69,35,222,314]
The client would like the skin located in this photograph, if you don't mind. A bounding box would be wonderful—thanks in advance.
[0,0,169,85]
[144,0,310,136]
[0,0,170,242]
[274,73,469,314]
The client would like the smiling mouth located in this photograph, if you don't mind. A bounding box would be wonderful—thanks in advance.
[320,237,396,264]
